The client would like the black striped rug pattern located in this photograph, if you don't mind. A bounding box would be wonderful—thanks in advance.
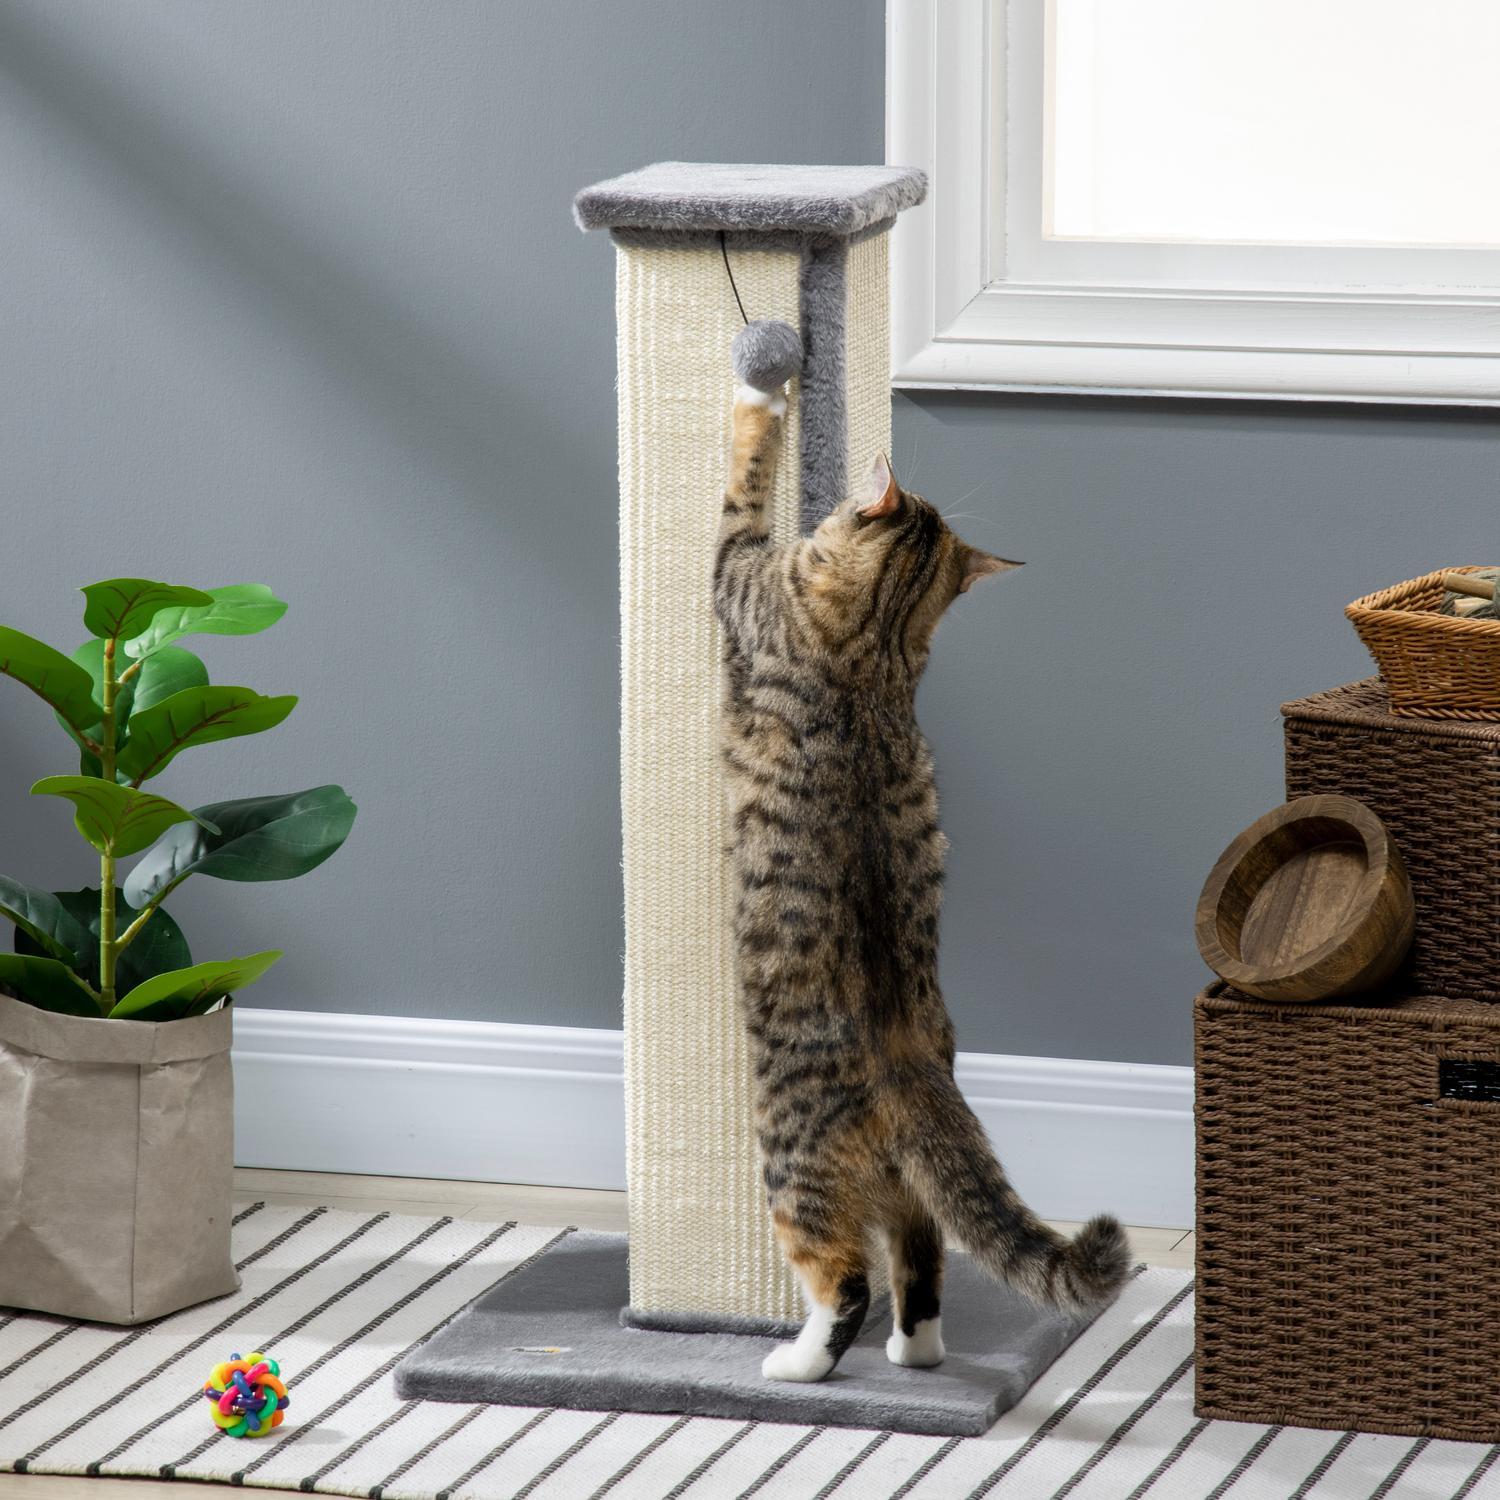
[1,1206,1494,1499]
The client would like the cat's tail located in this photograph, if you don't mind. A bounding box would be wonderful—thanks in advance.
[888,1065,1131,1313]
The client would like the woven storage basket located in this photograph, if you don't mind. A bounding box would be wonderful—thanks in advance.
[1196,984,1500,1440]
[1283,678,1500,1001]
[1346,567,1500,720]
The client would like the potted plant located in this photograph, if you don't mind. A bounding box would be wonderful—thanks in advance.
[0,579,356,1323]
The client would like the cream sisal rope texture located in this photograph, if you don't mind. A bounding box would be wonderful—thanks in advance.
[617,232,894,1325]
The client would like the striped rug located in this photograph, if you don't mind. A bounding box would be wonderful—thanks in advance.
[1,1205,1495,1499]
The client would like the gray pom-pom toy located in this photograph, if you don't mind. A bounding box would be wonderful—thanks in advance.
[731,319,803,392]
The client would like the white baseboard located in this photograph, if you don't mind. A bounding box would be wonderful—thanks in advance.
[233,1009,1193,1228]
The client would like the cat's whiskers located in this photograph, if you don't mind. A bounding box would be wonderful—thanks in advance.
[941,501,1016,541]
[896,421,923,490]
[940,480,993,517]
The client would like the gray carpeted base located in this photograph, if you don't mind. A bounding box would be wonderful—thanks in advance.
[395,1231,1100,1438]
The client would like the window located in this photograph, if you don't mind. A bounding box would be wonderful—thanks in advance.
[887,0,1500,402]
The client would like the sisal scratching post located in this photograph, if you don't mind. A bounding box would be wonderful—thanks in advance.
[396,166,1106,1429]
[576,163,926,1330]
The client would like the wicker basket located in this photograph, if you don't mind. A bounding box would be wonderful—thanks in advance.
[1284,679,1500,1001]
[1196,984,1500,1440]
[1346,567,1500,720]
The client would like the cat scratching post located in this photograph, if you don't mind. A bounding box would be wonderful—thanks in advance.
[397,167,1097,1431]
[575,163,927,1330]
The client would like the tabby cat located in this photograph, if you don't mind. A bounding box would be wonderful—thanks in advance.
[715,380,1130,1384]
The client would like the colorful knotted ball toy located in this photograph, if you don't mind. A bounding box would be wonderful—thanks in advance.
[202,1351,289,1438]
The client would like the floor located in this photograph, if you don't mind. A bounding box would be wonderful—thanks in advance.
[1,1170,1193,1500]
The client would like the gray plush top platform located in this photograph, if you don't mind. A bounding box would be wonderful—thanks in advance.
[574,162,927,236]
[395,1230,1097,1438]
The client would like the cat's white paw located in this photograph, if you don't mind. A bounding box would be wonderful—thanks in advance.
[735,382,788,419]
[886,1318,945,1368]
[762,1341,836,1383]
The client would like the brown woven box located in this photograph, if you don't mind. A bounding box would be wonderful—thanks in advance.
[1283,678,1500,1000]
[1196,985,1500,1440]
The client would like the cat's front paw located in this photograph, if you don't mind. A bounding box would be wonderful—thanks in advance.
[735,382,788,420]
[886,1319,945,1368]
[761,1341,835,1383]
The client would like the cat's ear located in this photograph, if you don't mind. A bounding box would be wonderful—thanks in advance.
[857,453,902,518]
[958,547,1023,593]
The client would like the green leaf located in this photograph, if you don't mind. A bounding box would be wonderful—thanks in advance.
[31,776,217,857]
[0,953,99,1017]
[115,686,297,784]
[123,584,288,660]
[65,640,211,779]
[0,875,87,965]
[82,579,214,642]
[15,888,192,995]
[108,950,281,1021]
[123,785,357,908]
[0,626,102,735]
[129,644,210,715]
[72,639,211,718]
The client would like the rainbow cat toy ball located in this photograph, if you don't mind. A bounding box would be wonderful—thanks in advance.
[202,1351,289,1438]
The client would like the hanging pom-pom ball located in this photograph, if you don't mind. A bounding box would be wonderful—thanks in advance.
[203,1351,290,1439]
[731,319,803,393]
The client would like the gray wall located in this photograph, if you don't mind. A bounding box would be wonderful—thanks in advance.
[1,2,1495,1067]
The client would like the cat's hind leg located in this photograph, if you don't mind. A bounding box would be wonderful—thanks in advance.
[885,1208,946,1368]
[762,1213,870,1383]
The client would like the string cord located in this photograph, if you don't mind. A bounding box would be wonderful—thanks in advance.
[719,231,749,325]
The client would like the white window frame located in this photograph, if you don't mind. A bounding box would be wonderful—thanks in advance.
[887,0,1500,404]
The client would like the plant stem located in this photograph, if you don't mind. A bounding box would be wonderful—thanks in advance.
[116,900,160,952]
[116,869,191,955]
[98,639,118,1014]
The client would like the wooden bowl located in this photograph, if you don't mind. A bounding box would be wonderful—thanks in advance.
[1195,795,1415,1003]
